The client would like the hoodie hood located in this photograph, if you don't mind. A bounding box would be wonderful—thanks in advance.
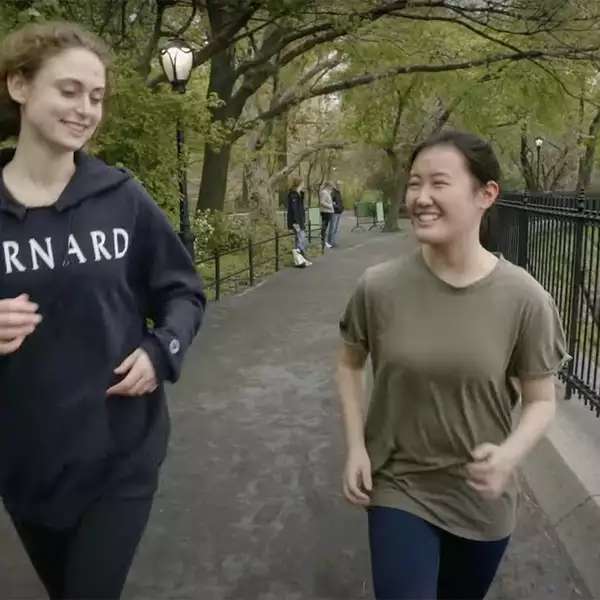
[0,148,131,219]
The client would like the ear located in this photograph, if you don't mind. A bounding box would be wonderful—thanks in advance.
[6,71,29,106]
[478,180,499,210]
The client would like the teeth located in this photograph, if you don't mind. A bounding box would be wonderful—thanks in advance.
[417,214,439,222]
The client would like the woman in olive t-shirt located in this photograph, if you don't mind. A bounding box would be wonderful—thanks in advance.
[337,130,568,600]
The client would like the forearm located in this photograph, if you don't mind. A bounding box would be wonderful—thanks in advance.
[144,291,205,382]
[336,357,367,451]
[502,395,556,465]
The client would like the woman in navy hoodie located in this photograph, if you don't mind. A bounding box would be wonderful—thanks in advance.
[0,21,205,599]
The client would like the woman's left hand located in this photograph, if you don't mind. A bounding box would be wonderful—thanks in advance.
[106,348,158,396]
[465,443,517,500]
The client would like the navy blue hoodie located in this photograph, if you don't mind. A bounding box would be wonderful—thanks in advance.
[0,149,205,528]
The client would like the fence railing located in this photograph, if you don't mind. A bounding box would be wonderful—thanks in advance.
[196,211,323,301]
[196,230,292,301]
[489,191,600,413]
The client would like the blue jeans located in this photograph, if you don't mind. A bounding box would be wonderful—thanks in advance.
[327,213,342,245]
[293,228,307,254]
[368,507,510,600]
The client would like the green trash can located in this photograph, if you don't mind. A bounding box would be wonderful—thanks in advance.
[353,201,375,231]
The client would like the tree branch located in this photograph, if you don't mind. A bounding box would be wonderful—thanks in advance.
[233,0,421,79]
[269,141,348,186]
[238,47,595,133]
[175,0,199,37]
[138,1,167,79]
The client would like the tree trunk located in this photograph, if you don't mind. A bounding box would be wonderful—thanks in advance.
[246,161,275,226]
[520,124,538,191]
[195,1,239,214]
[198,143,234,212]
[274,111,289,209]
[245,133,275,221]
[306,160,314,207]
[577,106,600,191]
[384,150,404,232]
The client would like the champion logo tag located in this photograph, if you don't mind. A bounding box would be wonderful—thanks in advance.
[169,339,180,355]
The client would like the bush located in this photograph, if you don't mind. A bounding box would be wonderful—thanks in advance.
[194,210,250,260]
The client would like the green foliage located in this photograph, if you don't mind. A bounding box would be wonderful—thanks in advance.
[193,210,250,260]
[92,60,213,224]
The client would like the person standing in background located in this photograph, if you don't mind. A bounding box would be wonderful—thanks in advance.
[319,182,334,249]
[328,181,344,247]
[287,176,311,267]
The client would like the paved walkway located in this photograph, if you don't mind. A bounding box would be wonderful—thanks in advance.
[0,220,591,599]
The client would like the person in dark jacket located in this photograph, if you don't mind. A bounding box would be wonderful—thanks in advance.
[0,21,205,599]
[328,180,344,247]
[286,176,312,267]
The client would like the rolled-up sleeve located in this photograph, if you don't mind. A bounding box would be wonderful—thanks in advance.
[339,275,370,356]
[511,290,570,379]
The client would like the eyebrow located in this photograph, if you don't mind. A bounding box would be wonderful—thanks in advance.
[56,78,105,92]
[409,172,452,179]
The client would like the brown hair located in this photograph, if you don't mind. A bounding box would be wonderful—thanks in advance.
[290,176,302,189]
[0,21,111,142]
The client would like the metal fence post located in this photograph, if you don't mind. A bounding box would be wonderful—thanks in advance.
[248,237,254,287]
[214,252,221,301]
[275,229,280,272]
[566,189,586,399]
[517,192,529,268]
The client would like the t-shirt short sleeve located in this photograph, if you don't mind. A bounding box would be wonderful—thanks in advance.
[512,290,570,379]
[339,275,370,355]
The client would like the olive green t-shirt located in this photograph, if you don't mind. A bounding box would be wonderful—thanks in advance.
[339,250,569,541]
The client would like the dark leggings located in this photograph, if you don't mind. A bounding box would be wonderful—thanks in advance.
[369,507,509,600]
[320,212,332,247]
[10,496,153,600]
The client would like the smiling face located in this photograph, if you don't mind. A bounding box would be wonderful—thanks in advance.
[405,144,498,247]
[7,47,106,153]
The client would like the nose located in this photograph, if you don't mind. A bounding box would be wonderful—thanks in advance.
[414,186,434,207]
[75,95,91,117]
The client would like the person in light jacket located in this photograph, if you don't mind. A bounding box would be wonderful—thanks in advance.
[328,181,344,247]
[319,182,335,249]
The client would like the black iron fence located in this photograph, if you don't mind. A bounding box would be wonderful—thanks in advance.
[196,230,293,301]
[196,215,323,301]
[489,191,600,412]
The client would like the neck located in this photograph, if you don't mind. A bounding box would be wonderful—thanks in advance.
[422,232,489,275]
[9,129,76,186]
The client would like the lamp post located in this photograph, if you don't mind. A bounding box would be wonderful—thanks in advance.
[535,137,544,191]
[159,39,195,260]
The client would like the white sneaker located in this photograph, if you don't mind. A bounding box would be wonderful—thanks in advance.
[325,242,333,248]
[304,260,313,266]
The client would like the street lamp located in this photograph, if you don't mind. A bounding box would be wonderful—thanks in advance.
[535,137,543,191]
[159,39,195,259]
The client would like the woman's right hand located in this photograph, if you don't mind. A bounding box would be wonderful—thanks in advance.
[0,294,42,355]
[343,445,373,506]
